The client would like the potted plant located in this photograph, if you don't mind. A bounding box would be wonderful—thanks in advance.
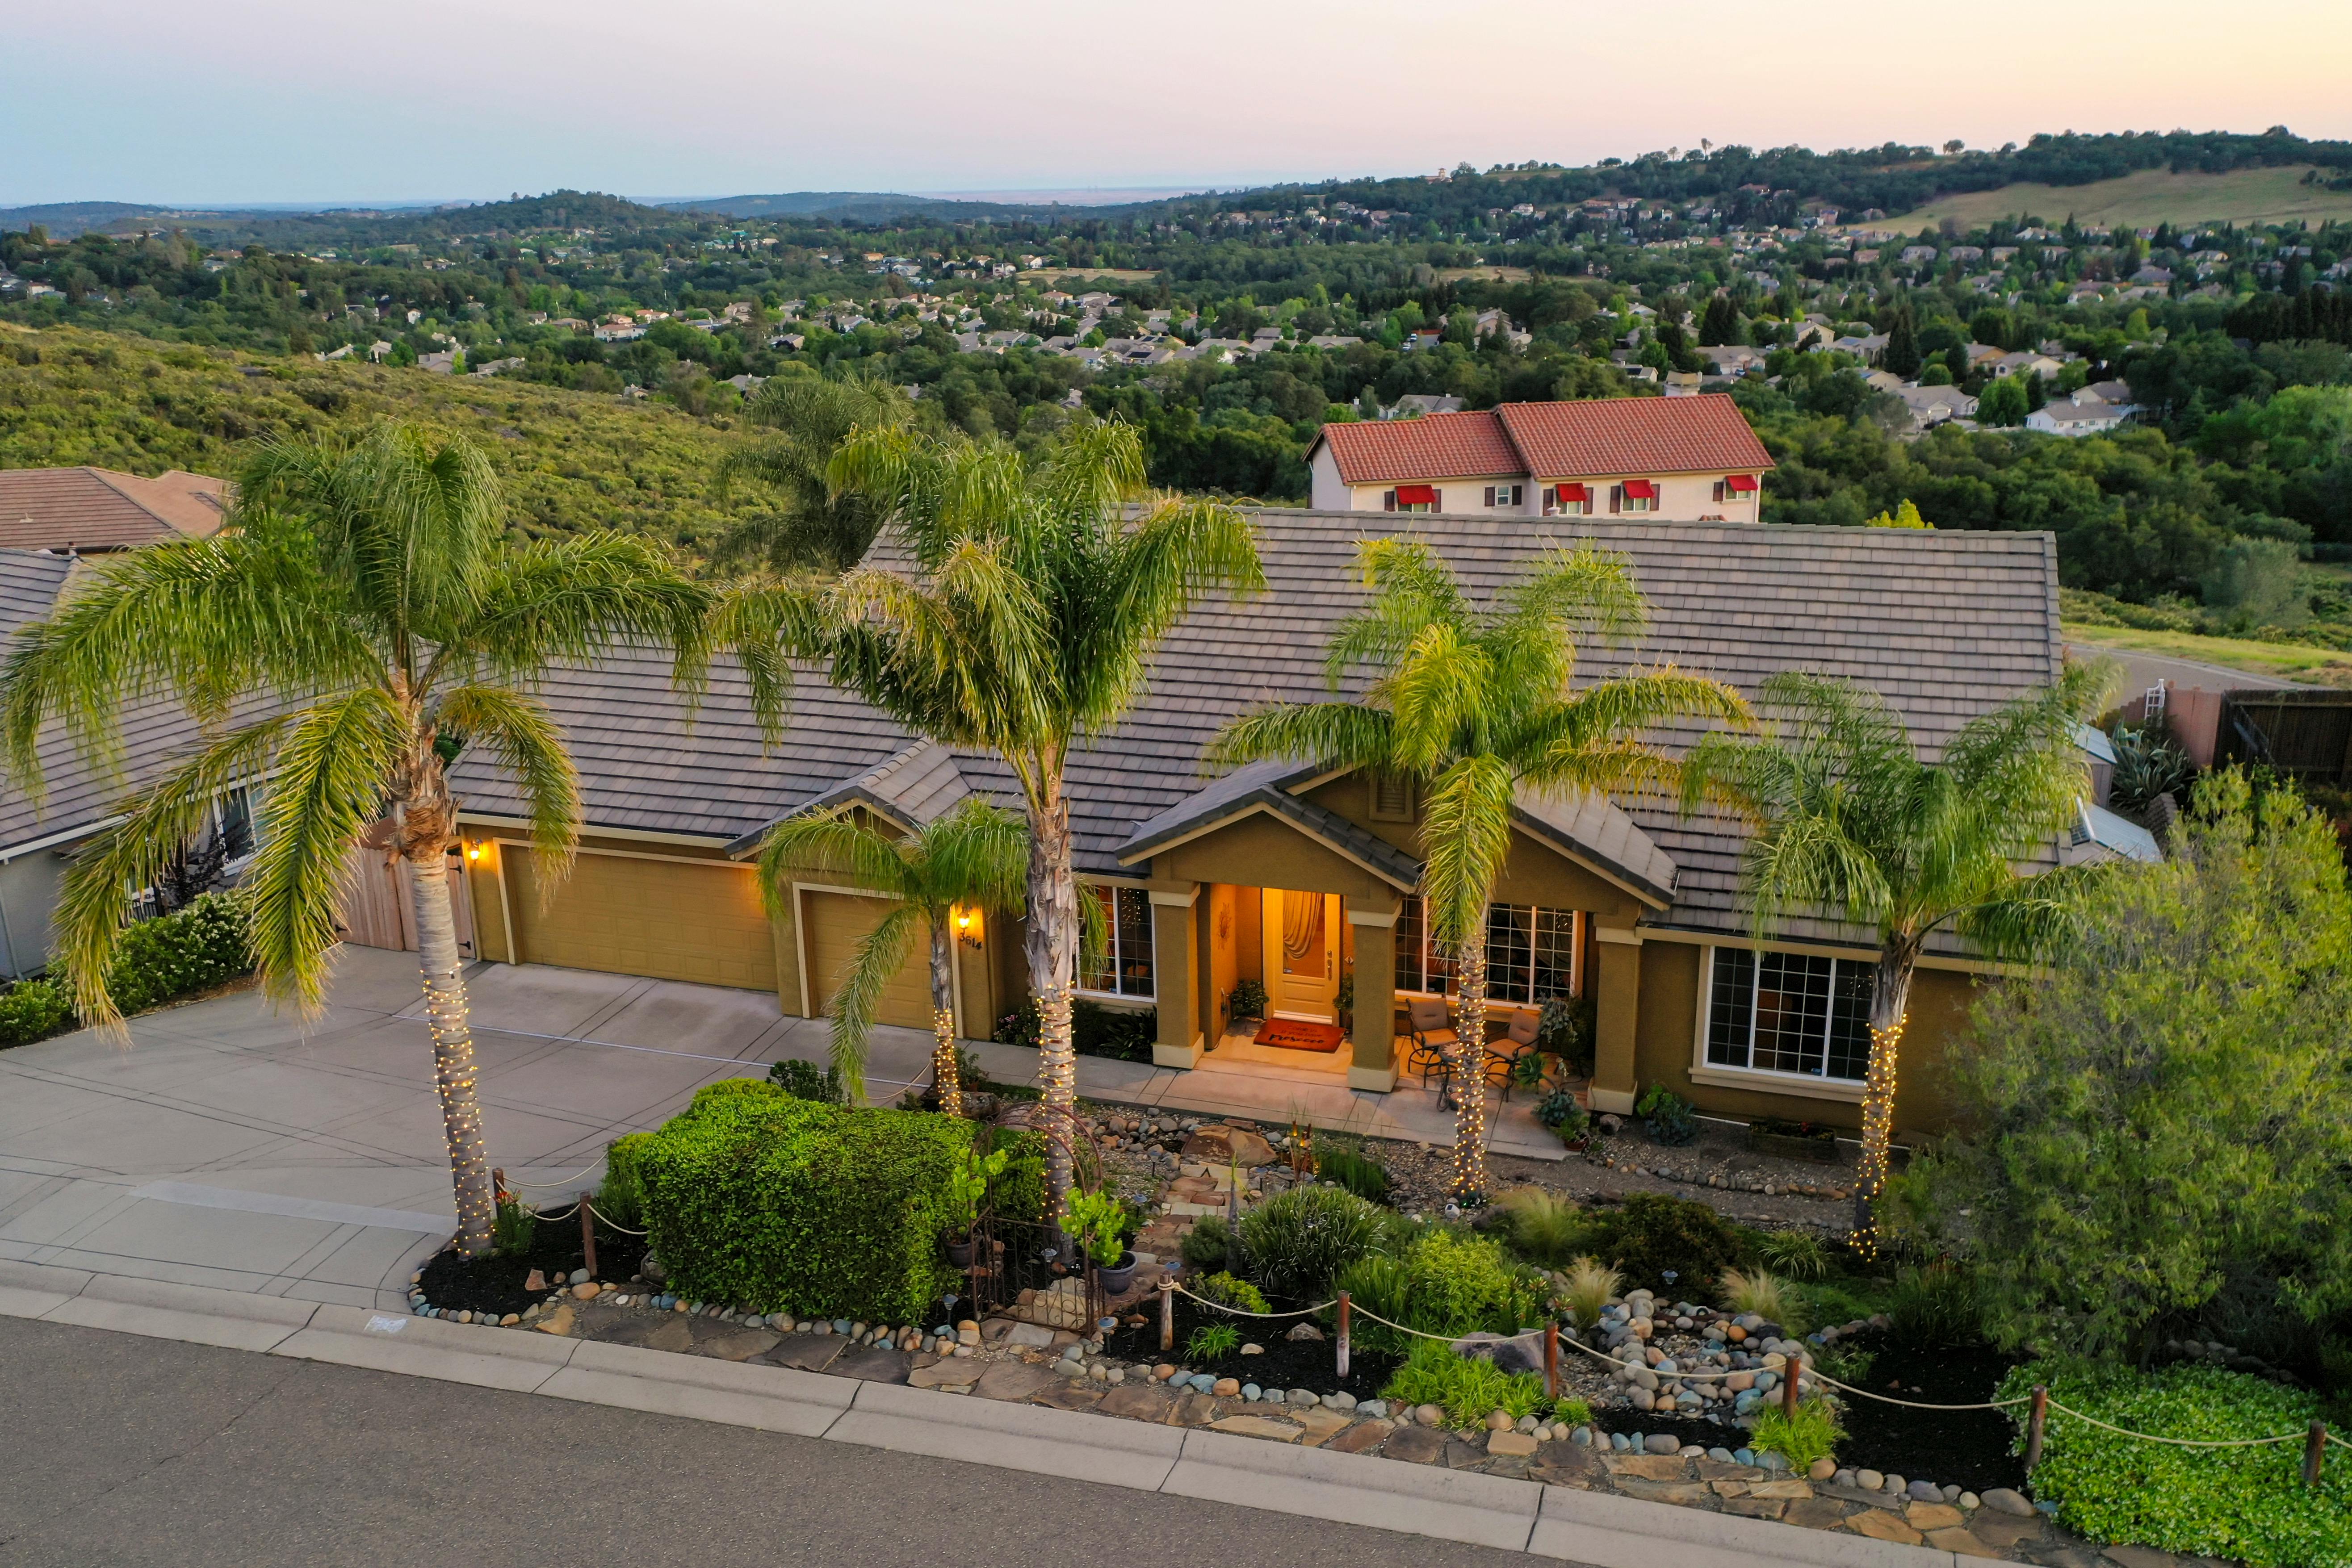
[1227,977,1267,1027]
[1335,967,1355,1034]
[1061,1186,1136,1295]
[945,1136,1008,1268]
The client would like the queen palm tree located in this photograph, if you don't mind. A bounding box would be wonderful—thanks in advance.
[729,417,1262,1211]
[0,422,711,1259]
[713,376,911,573]
[1678,666,2107,1248]
[756,797,1027,1113]
[1207,539,1749,1202]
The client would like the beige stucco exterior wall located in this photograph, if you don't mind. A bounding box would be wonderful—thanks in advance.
[1321,471,1764,523]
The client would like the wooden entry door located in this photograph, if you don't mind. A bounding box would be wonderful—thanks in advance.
[1261,888,1338,1021]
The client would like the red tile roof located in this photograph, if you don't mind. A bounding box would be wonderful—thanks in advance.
[1315,395,1774,487]
[0,468,229,552]
[1497,394,1773,480]
[1316,411,1525,485]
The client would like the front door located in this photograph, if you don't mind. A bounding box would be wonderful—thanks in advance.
[1262,888,1339,1021]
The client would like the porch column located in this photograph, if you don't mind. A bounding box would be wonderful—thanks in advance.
[1149,886,1203,1069]
[1344,894,1400,1092]
[1589,924,1643,1114]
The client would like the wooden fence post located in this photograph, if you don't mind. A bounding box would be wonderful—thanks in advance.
[579,1192,598,1282]
[1336,1290,1351,1380]
[492,1167,508,1204]
[2306,1421,2326,1487]
[1544,1321,1560,1401]
[1782,1352,1801,1419]
[1158,1278,1174,1355]
[2025,1385,2049,1472]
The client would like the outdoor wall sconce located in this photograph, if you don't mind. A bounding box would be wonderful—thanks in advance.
[465,842,486,862]
[954,907,982,948]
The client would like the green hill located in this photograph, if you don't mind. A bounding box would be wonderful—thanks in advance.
[0,325,741,552]
[1878,166,2352,232]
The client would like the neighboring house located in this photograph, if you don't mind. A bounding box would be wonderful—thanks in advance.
[1893,385,1978,428]
[1831,332,1888,361]
[2027,393,2135,436]
[0,467,229,553]
[1991,351,2065,381]
[1381,394,1464,420]
[447,510,2097,1137]
[1694,344,1764,376]
[0,549,268,977]
[1304,395,1773,522]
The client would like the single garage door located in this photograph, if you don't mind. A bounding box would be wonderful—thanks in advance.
[507,849,776,991]
[801,890,932,1029]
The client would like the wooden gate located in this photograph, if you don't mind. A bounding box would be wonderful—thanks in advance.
[337,841,476,958]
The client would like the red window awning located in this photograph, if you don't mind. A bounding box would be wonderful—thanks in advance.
[1555,483,1587,503]
[1622,479,1657,500]
[1395,484,1437,505]
[1726,474,1759,493]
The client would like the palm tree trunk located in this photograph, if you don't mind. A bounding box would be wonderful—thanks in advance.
[1024,784,1079,1215]
[1853,933,1922,1248]
[1451,926,1492,1203]
[928,920,961,1117]
[407,845,495,1258]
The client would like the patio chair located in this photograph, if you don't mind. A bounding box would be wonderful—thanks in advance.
[1402,995,1459,1105]
[1484,1009,1542,1100]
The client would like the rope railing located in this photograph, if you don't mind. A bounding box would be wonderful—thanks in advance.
[585,1201,648,1236]
[1806,1365,2030,1410]
[1168,1281,1334,1319]
[2040,1400,2313,1450]
[502,1162,606,1192]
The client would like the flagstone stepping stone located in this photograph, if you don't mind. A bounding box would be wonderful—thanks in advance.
[1210,1415,1304,1441]
[1324,1419,1392,1455]
[1293,1407,1354,1446]
[599,1314,694,1354]
[828,1345,911,1382]
[1170,1391,1221,1426]
[1784,1497,1853,1530]
[1031,1383,1105,1410]
[908,1359,984,1392]
[1926,1527,2002,1558]
[1381,1425,1449,1464]
[762,1333,845,1371]
[1095,1385,1174,1422]
[1847,1511,1924,1546]
[1908,1502,1966,1531]
[973,1362,1057,1402]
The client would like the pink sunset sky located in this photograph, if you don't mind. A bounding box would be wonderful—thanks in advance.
[6,0,2349,205]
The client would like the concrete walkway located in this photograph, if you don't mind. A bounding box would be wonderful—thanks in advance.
[0,949,1552,1311]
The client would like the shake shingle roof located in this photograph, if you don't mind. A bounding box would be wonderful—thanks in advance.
[1315,396,1773,487]
[452,510,2064,948]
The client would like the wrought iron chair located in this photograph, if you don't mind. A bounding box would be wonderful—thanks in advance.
[1484,1008,1543,1101]
[1402,995,1460,1105]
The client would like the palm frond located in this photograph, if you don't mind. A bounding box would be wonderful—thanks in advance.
[454,535,713,697]
[435,685,579,881]
[756,808,921,919]
[914,799,1030,916]
[826,901,924,1104]
[1073,492,1263,734]
[708,580,831,742]
[235,686,411,1016]
[48,715,296,1031]
[1418,755,1517,948]
[1499,543,1651,646]
[1203,703,1398,776]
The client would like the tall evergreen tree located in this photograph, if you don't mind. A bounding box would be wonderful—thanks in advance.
[1882,302,1923,379]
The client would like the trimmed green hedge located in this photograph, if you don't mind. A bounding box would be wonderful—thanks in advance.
[0,892,254,1051]
[2001,1363,2352,1568]
[637,1079,974,1324]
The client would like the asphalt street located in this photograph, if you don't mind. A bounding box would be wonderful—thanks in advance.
[0,1315,1577,1568]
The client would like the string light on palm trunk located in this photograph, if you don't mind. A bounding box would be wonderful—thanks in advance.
[1450,948,1491,1203]
[422,970,494,1256]
[1848,1018,1904,1260]
[932,1008,961,1117]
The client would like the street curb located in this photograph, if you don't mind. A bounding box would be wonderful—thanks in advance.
[5,1274,1969,1568]
[1166,1427,1540,1552]
[831,1380,1184,1492]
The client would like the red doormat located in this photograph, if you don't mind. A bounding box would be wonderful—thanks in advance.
[1255,1018,1346,1053]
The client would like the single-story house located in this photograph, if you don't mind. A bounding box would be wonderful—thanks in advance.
[0,467,229,553]
[1305,395,1772,523]
[448,509,2102,1139]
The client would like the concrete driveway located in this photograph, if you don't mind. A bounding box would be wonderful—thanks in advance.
[0,948,872,1312]
[0,948,1551,1313]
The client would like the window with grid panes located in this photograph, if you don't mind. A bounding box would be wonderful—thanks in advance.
[1079,886,1156,999]
[1394,896,1580,1004]
[1704,948,1874,1081]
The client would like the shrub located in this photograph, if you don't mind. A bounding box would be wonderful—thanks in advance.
[1536,994,1594,1076]
[0,978,71,1047]
[636,1083,971,1324]
[1553,1395,1594,1427]
[994,997,1040,1049]
[1382,1341,1547,1427]
[1403,1229,1547,1337]
[1060,1187,1129,1265]
[1580,1192,1750,1295]
[108,892,253,1015]
[1186,1322,1240,1362]
[1635,1083,1698,1146]
[1885,1261,1983,1348]
[1555,1256,1621,1330]
[1227,977,1267,1022]
[1754,1228,1831,1282]
[1534,1088,1590,1146]
[1239,1185,1390,1298]
[597,1133,651,1229]
[1999,1362,2352,1568]
[1493,1187,1590,1268]
[981,1126,1047,1225]
[1719,1267,1807,1334]
[767,1058,847,1105]
[1194,1271,1269,1315]
[1750,1398,1844,1472]
[1181,1214,1233,1273]
[1333,1253,1415,1351]
[1316,1145,1390,1204]
[1073,999,1156,1062]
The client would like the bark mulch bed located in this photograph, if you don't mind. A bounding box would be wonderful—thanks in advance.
[1101,1290,1398,1401]
[416,1217,649,1320]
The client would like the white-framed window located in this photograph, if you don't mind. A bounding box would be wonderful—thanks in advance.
[1482,483,1523,509]
[1080,885,1156,999]
[1611,480,1658,514]
[1394,895,1580,1005]
[1703,947,1874,1082]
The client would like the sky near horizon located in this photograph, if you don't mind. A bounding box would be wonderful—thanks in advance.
[8,0,2351,207]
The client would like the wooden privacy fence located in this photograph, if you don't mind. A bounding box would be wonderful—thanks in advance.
[336,840,475,957]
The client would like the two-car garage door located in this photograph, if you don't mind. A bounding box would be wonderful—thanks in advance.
[504,849,776,991]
